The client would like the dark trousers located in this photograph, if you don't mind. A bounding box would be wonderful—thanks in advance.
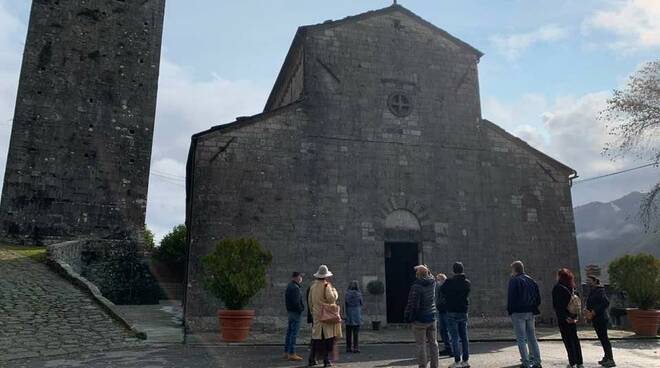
[558,322,583,365]
[309,331,335,365]
[437,312,451,352]
[593,318,613,359]
[346,325,360,351]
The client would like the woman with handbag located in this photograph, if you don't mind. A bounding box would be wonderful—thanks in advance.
[308,265,343,367]
[552,268,584,368]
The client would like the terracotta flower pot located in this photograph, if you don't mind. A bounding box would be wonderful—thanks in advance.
[218,309,255,342]
[627,308,660,336]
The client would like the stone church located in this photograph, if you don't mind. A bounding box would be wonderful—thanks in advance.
[185,4,579,331]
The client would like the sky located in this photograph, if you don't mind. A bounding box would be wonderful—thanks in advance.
[0,0,658,241]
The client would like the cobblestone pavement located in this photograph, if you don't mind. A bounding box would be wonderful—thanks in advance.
[0,247,142,363]
[14,340,660,367]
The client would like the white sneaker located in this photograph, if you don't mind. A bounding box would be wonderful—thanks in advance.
[461,361,470,368]
[448,362,462,368]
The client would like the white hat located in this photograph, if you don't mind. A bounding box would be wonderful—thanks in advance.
[313,264,333,278]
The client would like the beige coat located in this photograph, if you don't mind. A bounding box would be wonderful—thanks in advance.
[309,279,343,340]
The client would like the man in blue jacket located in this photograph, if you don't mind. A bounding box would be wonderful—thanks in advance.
[404,265,439,368]
[284,271,305,361]
[507,261,542,368]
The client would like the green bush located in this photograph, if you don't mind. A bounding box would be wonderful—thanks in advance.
[367,280,385,295]
[155,224,187,265]
[202,238,272,310]
[608,253,660,310]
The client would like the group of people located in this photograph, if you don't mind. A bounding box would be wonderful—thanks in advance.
[284,265,361,367]
[283,262,615,368]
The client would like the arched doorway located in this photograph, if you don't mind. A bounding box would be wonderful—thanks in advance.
[384,209,421,323]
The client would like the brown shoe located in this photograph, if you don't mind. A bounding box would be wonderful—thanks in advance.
[288,354,304,361]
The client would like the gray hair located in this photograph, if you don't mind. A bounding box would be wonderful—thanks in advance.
[511,261,525,274]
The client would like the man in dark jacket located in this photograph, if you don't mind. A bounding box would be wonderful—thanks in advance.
[586,276,615,367]
[404,265,439,368]
[441,262,471,368]
[507,261,542,368]
[284,272,304,361]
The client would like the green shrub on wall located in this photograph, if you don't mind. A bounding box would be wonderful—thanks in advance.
[608,253,660,310]
[202,238,273,310]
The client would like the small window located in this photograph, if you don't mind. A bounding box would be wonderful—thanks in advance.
[388,92,412,117]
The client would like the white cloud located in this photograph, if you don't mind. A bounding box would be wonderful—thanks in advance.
[483,87,660,206]
[583,0,660,50]
[482,93,549,149]
[146,59,268,241]
[490,24,569,61]
[541,92,615,177]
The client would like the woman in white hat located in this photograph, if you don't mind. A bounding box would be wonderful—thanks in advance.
[307,264,342,367]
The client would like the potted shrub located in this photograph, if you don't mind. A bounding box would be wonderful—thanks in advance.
[202,238,273,342]
[367,279,385,330]
[608,253,659,336]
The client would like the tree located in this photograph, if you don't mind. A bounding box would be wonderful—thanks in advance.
[143,225,156,251]
[608,253,660,310]
[155,224,187,265]
[202,238,272,310]
[601,60,660,230]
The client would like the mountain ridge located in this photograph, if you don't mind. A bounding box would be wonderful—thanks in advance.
[574,191,660,280]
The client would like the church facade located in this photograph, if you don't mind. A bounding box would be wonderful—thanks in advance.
[185,5,579,331]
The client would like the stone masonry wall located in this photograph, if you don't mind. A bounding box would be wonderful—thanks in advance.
[185,7,579,331]
[0,0,165,245]
[48,238,162,305]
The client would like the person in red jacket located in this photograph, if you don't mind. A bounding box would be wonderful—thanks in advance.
[552,268,583,368]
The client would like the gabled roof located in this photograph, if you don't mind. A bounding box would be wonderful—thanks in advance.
[304,4,483,57]
[264,4,483,112]
[193,99,303,140]
[263,29,307,112]
[481,119,576,175]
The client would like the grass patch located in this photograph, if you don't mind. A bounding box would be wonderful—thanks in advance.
[5,245,47,263]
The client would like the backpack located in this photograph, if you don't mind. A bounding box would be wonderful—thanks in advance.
[562,284,582,316]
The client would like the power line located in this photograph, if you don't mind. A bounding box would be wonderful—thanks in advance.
[573,161,658,185]
[150,173,185,187]
[151,169,185,181]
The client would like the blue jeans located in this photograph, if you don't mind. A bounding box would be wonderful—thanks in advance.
[511,312,541,367]
[437,312,451,352]
[447,312,469,363]
[284,311,302,354]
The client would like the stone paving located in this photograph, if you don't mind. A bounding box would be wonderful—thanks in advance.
[13,340,660,367]
[0,247,142,363]
[186,324,643,346]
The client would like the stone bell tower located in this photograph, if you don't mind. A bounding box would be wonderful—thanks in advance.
[0,0,166,245]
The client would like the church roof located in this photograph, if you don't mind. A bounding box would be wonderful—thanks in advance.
[264,4,483,112]
[481,119,577,175]
[302,4,483,57]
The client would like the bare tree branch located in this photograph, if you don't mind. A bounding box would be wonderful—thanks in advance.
[600,60,660,231]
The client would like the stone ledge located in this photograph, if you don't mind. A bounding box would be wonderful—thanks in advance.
[46,249,148,340]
